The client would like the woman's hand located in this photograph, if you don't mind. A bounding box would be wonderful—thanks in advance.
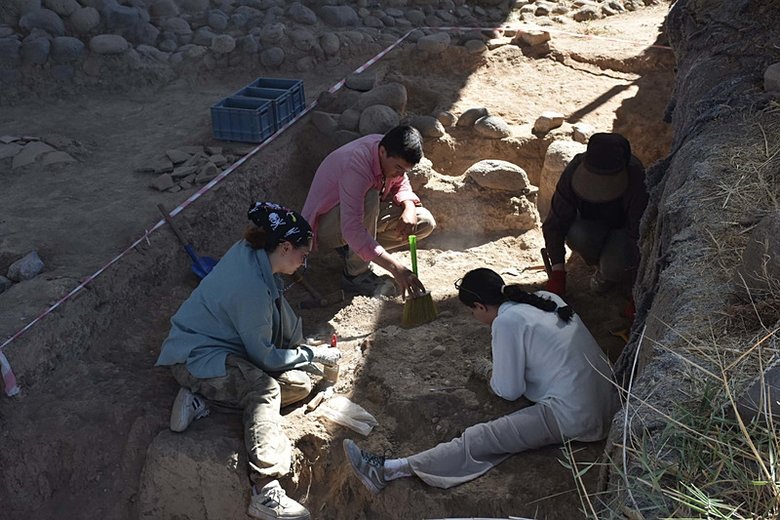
[471,358,493,381]
[311,347,341,366]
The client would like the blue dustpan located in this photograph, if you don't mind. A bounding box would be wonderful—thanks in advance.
[184,244,219,279]
[158,204,219,280]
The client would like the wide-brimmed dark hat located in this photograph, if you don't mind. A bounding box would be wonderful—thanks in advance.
[571,133,631,203]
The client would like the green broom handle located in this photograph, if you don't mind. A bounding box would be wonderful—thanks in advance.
[408,234,418,276]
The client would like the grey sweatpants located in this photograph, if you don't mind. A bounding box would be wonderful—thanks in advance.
[171,355,312,484]
[316,189,436,276]
[406,403,562,489]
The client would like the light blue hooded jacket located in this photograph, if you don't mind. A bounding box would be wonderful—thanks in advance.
[156,239,314,378]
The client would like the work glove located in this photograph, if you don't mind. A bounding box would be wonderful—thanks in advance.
[622,297,636,322]
[472,358,493,382]
[546,270,566,297]
[311,346,342,366]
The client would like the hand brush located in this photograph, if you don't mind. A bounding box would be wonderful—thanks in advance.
[402,234,438,328]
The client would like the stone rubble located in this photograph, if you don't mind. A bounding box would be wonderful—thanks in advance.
[140,145,239,192]
[0,134,79,169]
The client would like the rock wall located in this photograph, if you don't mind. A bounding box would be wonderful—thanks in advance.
[605,0,780,515]
[0,0,662,103]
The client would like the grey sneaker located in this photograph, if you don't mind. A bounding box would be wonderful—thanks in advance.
[248,480,310,520]
[343,439,387,495]
[169,387,210,433]
[341,270,398,297]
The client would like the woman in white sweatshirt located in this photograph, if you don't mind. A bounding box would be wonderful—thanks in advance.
[343,267,619,493]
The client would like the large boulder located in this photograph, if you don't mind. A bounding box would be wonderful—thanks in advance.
[354,83,407,113]
[20,8,65,36]
[537,140,585,219]
[318,5,358,27]
[465,159,532,193]
[358,104,400,135]
[68,6,101,34]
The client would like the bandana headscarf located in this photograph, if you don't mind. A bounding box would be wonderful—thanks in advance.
[247,201,313,246]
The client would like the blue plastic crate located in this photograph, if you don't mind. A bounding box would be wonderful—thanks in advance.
[243,78,305,127]
[211,96,275,143]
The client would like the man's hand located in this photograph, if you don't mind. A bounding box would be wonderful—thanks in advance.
[373,252,426,299]
[395,204,418,238]
[311,347,341,366]
[393,266,426,299]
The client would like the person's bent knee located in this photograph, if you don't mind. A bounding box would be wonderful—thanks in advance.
[278,369,313,407]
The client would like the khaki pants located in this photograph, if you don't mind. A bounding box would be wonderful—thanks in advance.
[406,403,562,489]
[171,355,312,483]
[316,190,436,276]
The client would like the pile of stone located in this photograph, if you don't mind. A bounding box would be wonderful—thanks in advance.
[311,74,518,144]
[136,144,239,192]
[0,134,81,169]
[0,0,660,99]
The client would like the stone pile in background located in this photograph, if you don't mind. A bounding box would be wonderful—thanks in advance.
[135,144,240,191]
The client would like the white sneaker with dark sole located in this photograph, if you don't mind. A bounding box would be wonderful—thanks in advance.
[247,480,310,520]
[169,387,209,433]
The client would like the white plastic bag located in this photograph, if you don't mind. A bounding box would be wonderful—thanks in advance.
[316,395,378,436]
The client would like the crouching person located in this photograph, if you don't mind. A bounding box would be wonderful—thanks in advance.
[156,201,341,520]
[343,267,618,493]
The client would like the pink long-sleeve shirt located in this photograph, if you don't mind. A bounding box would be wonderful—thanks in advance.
[302,134,420,262]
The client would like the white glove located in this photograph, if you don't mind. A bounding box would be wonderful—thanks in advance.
[311,347,341,366]
[472,358,493,381]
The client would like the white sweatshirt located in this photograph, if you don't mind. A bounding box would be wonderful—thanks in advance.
[489,291,619,441]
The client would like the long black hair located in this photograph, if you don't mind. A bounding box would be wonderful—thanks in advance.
[456,268,574,323]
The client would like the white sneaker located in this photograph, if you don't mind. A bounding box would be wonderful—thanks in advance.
[169,387,210,432]
[248,480,310,520]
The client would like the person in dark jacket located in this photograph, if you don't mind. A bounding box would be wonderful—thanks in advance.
[542,133,648,313]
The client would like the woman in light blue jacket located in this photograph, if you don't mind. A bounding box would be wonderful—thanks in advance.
[156,201,339,520]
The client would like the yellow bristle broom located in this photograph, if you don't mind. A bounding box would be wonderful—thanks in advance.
[402,234,438,328]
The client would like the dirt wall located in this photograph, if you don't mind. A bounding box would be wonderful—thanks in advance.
[605,0,780,515]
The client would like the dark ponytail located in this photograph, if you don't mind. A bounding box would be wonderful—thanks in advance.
[503,285,574,323]
[457,268,573,323]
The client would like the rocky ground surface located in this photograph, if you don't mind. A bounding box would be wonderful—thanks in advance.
[0,2,677,519]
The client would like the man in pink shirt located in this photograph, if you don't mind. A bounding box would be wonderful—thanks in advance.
[302,125,436,298]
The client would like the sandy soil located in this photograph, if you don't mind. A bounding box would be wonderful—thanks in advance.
[0,6,673,519]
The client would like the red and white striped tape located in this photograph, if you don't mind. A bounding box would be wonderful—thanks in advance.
[0,22,671,397]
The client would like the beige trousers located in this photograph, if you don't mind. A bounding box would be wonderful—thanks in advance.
[171,355,312,483]
[316,190,436,276]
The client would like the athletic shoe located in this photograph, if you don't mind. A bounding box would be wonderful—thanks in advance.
[343,439,387,494]
[169,387,210,433]
[341,270,398,297]
[247,480,310,520]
